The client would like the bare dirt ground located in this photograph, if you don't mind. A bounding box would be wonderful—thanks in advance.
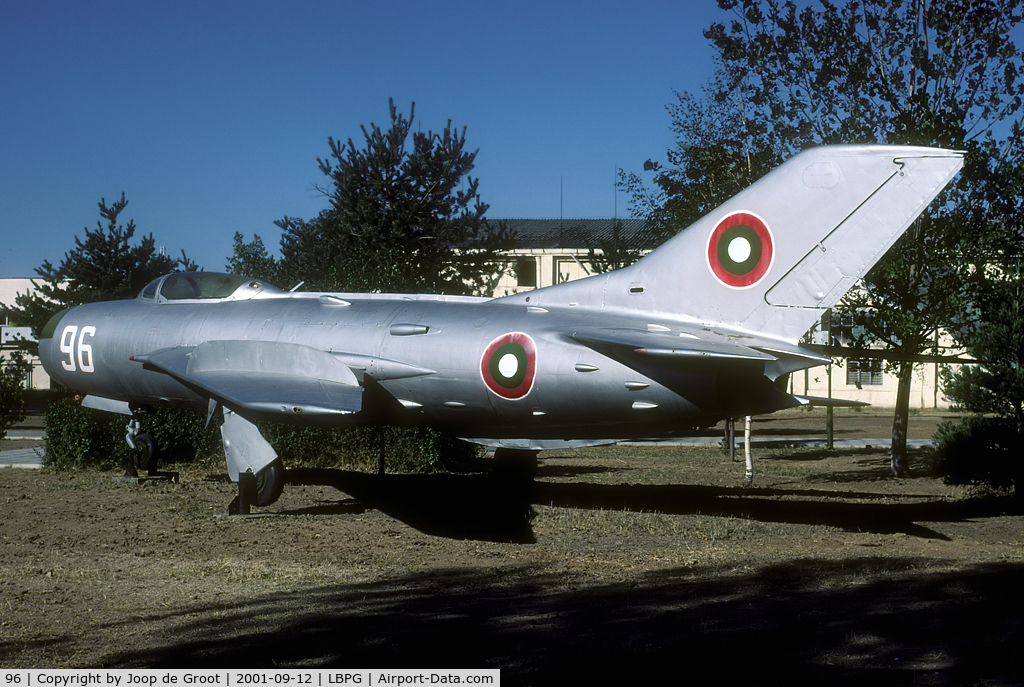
[1,409,1022,685]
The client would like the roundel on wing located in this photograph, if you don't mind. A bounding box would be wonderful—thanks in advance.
[707,211,774,288]
[481,332,537,400]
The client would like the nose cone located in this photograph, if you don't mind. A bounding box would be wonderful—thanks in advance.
[38,307,72,377]
[40,307,71,341]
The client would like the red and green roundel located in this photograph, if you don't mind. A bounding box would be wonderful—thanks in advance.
[707,211,774,288]
[481,332,537,400]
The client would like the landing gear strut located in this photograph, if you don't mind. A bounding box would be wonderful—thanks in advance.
[124,415,158,478]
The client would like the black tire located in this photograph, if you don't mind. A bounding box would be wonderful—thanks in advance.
[255,459,285,507]
[134,433,158,474]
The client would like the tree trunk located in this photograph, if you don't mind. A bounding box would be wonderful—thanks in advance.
[891,361,913,477]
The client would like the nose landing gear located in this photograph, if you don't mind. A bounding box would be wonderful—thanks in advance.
[123,414,176,483]
[124,417,159,478]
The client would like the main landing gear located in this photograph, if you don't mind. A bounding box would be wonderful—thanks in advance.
[233,459,286,515]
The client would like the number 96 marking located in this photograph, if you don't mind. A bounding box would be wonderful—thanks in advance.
[59,325,97,373]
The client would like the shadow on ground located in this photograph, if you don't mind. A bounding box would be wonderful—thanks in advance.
[278,467,1016,543]
[10,559,1019,685]
[285,467,538,543]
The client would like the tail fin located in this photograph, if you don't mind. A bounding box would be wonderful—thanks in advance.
[517,145,964,343]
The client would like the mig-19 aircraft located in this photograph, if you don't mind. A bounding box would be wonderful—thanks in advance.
[39,145,963,508]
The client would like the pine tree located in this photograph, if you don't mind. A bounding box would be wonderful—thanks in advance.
[0,194,196,350]
[276,100,512,295]
[697,0,1024,476]
[937,271,1024,497]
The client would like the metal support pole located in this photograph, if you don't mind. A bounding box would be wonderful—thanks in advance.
[826,364,834,450]
[726,418,736,462]
[743,415,753,486]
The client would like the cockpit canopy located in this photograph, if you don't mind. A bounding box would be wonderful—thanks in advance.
[139,272,284,303]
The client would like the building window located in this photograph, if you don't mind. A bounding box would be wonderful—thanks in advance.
[829,309,899,347]
[516,257,537,288]
[846,358,883,386]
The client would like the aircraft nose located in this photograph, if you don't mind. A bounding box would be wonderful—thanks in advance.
[40,307,73,341]
[37,307,74,378]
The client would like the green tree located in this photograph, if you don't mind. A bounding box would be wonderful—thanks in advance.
[700,0,1024,476]
[586,219,651,274]
[262,101,510,473]
[1,194,197,348]
[935,267,1024,498]
[945,276,1024,427]
[276,99,513,295]
[226,232,284,287]
[0,195,200,469]
[0,351,31,441]
[619,88,781,242]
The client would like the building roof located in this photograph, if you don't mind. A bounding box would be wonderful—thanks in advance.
[492,218,658,251]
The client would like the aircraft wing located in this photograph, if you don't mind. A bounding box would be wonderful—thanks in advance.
[794,395,870,408]
[132,340,363,420]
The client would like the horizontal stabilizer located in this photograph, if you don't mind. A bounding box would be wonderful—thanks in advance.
[794,395,871,408]
[571,328,776,362]
[805,344,976,365]
[133,340,364,420]
[467,437,621,450]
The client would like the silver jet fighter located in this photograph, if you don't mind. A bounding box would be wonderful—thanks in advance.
[39,145,964,507]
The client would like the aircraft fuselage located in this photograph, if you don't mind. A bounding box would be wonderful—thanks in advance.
[40,291,795,445]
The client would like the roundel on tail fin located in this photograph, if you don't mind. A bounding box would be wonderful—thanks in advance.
[707,211,774,288]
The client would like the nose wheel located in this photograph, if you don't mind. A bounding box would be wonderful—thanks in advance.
[124,417,159,478]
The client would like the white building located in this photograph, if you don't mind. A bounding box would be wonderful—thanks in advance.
[492,219,656,295]
[0,277,52,390]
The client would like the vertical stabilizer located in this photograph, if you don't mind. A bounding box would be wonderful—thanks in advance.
[512,145,963,343]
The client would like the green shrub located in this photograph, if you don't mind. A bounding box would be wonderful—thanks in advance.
[45,400,218,471]
[143,407,221,465]
[44,395,481,474]
[932,416,1023,493]
[261,423,482,473]
[385,426,483,473]
[44,396,131,470]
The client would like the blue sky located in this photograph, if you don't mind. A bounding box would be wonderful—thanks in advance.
[1,0,728,277]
